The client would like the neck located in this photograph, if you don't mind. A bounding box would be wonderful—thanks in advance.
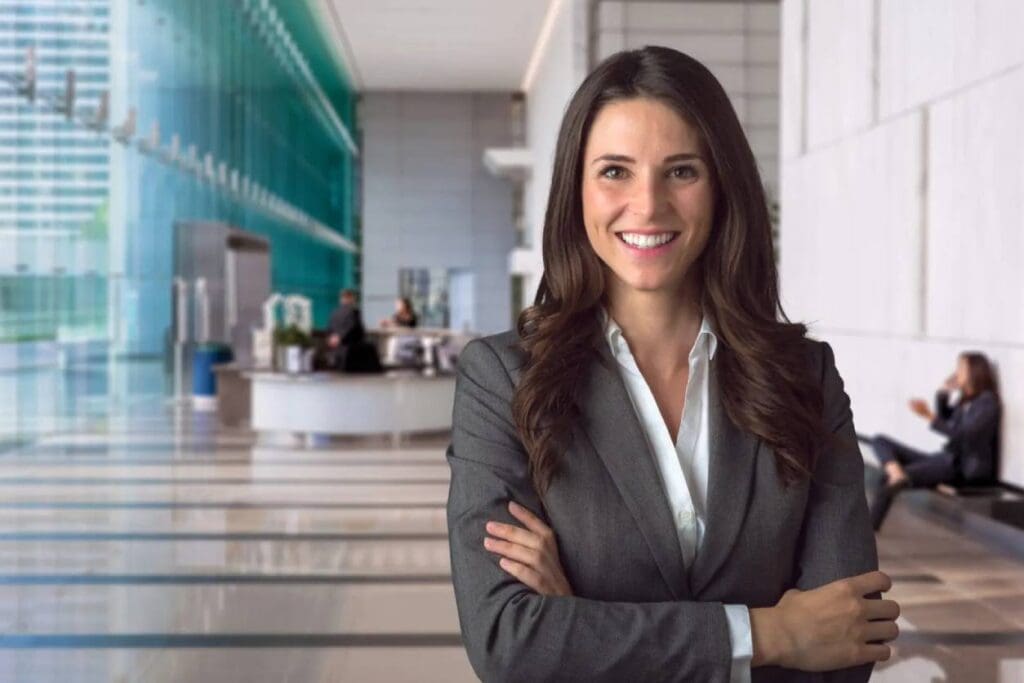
[605,270,704,374]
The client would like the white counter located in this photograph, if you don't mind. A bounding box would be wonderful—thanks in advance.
[246,370,456,444]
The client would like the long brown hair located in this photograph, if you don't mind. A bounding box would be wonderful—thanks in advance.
[960,352,1000,401]
[511,46,827,495]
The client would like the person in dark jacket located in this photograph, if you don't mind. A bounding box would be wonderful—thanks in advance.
[867,351,1001,530]
[326,289,365,370]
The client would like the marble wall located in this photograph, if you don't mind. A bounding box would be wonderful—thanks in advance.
[780,0,1024,487]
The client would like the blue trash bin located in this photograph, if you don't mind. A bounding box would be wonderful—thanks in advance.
[193,343,233,409]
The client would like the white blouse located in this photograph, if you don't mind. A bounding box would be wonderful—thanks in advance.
[604,311,752,683]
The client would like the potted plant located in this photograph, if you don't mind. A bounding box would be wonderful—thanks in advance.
[272,324,313,373]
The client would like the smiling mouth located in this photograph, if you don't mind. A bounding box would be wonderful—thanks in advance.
[615,232,680,249]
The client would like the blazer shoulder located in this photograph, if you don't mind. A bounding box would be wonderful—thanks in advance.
[458,329,527,382]
[802,337,839,385]
[803,337,853,429]
[975,390,1000,407]
[969,390,1001,418]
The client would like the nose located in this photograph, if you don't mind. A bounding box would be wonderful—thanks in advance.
[627,173,665,221]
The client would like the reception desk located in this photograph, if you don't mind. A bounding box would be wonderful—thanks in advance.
[247,370,456,445]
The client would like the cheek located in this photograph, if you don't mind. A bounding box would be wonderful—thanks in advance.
[670,185,715,226]
[582,182,621,226]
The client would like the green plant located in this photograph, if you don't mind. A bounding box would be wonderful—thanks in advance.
[272,324,312,348]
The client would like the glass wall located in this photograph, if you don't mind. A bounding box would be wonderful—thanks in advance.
[0,0,359,442]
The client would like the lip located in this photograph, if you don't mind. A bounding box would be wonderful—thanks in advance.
[615,231,680,256]
[613,229,680,236]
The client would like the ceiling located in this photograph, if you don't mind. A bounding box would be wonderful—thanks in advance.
[314,0,555,92]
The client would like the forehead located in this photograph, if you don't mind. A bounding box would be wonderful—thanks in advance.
[584,97,701,155]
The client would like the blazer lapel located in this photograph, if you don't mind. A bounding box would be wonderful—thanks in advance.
[579,343,690,600]
[689,353,759,596]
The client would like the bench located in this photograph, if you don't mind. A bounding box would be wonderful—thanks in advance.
[887,480,1024,562]
[933,481,1024,529]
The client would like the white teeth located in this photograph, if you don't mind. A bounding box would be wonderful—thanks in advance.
[618,232,676,249]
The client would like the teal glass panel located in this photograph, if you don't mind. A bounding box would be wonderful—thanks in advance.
[0,0,360,441]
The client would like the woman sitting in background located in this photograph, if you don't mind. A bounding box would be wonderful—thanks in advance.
[866,351,1001,530]
[380,297,418,328]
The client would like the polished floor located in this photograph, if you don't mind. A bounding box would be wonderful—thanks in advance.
[0,409,1021,681]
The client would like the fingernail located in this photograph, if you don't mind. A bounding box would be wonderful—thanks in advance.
[483,537,492,548]
[498,558,509,568]
[485,522,496,532]
[508,501,519,511]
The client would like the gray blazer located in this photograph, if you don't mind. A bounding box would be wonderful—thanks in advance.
[447,330,878,683]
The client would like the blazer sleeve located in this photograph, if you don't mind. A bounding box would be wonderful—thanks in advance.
[934,390,955,422]
[792,341,880,683]
[447,338,733,683]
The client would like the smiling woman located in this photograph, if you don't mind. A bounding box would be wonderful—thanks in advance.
[582,97,714,294]
[446,46,897,683]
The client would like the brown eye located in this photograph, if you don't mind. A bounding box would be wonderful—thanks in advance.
[669,165,698,180]
[600,166,627,180]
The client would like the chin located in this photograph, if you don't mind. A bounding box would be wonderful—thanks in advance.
[619,270,678,293]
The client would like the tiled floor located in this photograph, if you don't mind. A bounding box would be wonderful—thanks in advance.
[0,408,1021,681]
[871,495,1024,681]
[0,410,473,683]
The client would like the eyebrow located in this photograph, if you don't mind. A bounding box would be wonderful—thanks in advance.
[590,153,704,165]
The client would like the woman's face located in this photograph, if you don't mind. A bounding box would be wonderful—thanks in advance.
[581,97,715,296]
[956,356,971,394]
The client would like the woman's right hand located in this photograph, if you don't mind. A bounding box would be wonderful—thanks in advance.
[750,570,900,672]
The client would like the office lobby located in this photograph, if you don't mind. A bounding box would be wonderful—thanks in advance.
[2,1,1023,681]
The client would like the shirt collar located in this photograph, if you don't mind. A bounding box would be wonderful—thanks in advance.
[601,307,719,361]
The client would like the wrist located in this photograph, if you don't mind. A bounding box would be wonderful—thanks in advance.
[750,606,787,668]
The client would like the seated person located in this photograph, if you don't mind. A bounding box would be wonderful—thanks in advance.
[379,297,418,328]
[866,351,1001,530]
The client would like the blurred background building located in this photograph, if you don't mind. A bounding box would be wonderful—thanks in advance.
[1,0,360,441]
[0,1,1021,681]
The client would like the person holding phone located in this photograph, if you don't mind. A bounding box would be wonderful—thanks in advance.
[866,352,1001,530]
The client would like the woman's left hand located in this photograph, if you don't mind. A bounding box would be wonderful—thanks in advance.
[484,501,573,597]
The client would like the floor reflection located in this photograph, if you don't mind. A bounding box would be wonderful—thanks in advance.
[0,398,1020,681]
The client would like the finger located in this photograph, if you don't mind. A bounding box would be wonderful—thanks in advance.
[497,558,547,594]
[863,620,899,643]
[848,570,892,596]
[485,521,542,550]
[864,598,901,621]
[856,644,892,664]
[483,537,541,567]
[508,501,550,537]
